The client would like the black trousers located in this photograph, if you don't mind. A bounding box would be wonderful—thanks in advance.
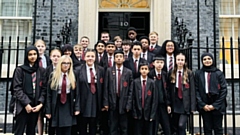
[127,111,134,135]
[109,110,128,135]
[80,116,97,135]
[71,115,80,135]
[153,104,171,135]
[201,110,223,135]
[47,118,56,135]
[134,118,153,135]
[15,109,39,135]
[56,126,71,135]
[100,111,109,135]
[172,113,188,135]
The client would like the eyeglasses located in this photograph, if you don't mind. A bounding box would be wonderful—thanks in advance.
[61,62,71,65]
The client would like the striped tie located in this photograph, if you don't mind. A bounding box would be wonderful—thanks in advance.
[32,72,36,98]
[169,57,173,71]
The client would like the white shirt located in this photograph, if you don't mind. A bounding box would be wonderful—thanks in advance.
[108,54,114,66]
[86,64,97,83]
[205,72,210,93]
[141,51,148,60]
[140,76,148,88]
[40,54,47,69]
[58,72,71,94]
[175,69,183,88]
[166,54,174,71]
[116,65,123,93]
[150,44,156,49]
[155,70,161,77]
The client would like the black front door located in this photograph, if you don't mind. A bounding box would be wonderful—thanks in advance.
[98,12,150,40]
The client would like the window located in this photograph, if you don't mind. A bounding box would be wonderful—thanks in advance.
[0,0,32,64]
[99,0,150,8]
[219,0,240,64]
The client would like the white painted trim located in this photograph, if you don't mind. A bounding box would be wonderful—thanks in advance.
[0,17,32,19]
[219,15,240,18]
[98,8,150,12]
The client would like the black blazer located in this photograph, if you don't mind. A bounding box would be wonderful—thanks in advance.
[132,78,157,121]
[148,69,169,106]
[100,53,115,70]
[168,70,196,113]
[13,67,46,115]
[103,66,133,114]
[149,44,161,56]
[76,64,105,113]
[195,69,227,114]
[123,57,147,79]
[95,52,105,65]
[44,54,51,67]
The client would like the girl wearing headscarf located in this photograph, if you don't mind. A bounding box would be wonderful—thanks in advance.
[13,46,46,135]
[45,55,80,135]
[195,52,227,135]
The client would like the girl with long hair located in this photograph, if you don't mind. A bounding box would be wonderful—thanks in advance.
[45,55,80,135]
[168,53,195,135]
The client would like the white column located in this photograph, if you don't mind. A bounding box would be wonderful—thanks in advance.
[151,0,171,45]
[78,0,98,48]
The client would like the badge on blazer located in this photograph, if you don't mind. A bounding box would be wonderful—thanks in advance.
[218,84,221,90]
[112,71,115,76]
[39,81,43,87]
[123,81,128,87]
[100,78,103,83]
[147,90,151,96]
[185,83,189,88]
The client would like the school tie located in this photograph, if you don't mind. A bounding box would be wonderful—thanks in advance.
[81,50,85,60]
[61,74,67,104]
[169,57,173,71]
[142,53,146,60]
[39,57,43,67]
[108,56,112,67]
[117,69,121,96]
[142,80,146,108]
[178,71,183,99]
[207,72,211,93]
[124,55,128,59]
[90,68,96,94]
[32,72,36,98]
[149,45,154,51]
[99,54,102,62]
[134,59,138,73]
[157,74,161,80]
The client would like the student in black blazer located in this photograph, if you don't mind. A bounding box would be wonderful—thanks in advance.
[148,31,161,56]
[157,40,180,73]
[103,50,133,135]
[122,40,132,60]
[45,49,62,135]
[124,41,147,79]
[13,46,46,135]
[195,53,227,135]
[168,53,195,135]
[148,57,171,135]
[94,40,106,65]
[132,62,157,135]
[76,49,105,135]
[45,55,80,135]
[100,41,116,70]
[139,36,154,66]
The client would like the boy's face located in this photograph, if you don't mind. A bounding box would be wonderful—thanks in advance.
[115,39,122,48]
[149,34,158,44]
[85,52,95,66]
[101,33,110,43]
[74,47,82,58]
[96,43,105,54]
[80,38,89,48]
[106,44,116,54]
[140,65,149,76]
[122,44,130,52]
[153,60,164,70]
[114,54,124,65]
[140,39,149,50]
[128,30,137,40]
[131,45,142,57]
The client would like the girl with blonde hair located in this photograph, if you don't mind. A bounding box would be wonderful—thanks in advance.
[45,55,80,135]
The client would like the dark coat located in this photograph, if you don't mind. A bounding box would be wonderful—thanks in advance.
[76,64,105,113]
[168,70,196,113]
[45,54,51,67]
[149,44,161,56]
[100,53,115,70]
[195,69,227,114]
[103,66,133,114]
[132,78,157,121]
[148,69,169,106]
[95,52,105,65]
[123,57,147,79]
[13,67,46,115]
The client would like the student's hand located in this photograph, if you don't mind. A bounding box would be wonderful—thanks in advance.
[134,117,137,119]
[25,104,33,113]
[104,106,109,111]
[75,111,80,115]
[203,105,210,111]
[101,108,107,111]
[126,109,129,112]
[32,103,43,112]
[167,106,171,114]
[150,119,153,121]
[208,105,215,111]
[46,114,51,119]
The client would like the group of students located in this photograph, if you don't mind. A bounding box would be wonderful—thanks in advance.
[11,29,227,135]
